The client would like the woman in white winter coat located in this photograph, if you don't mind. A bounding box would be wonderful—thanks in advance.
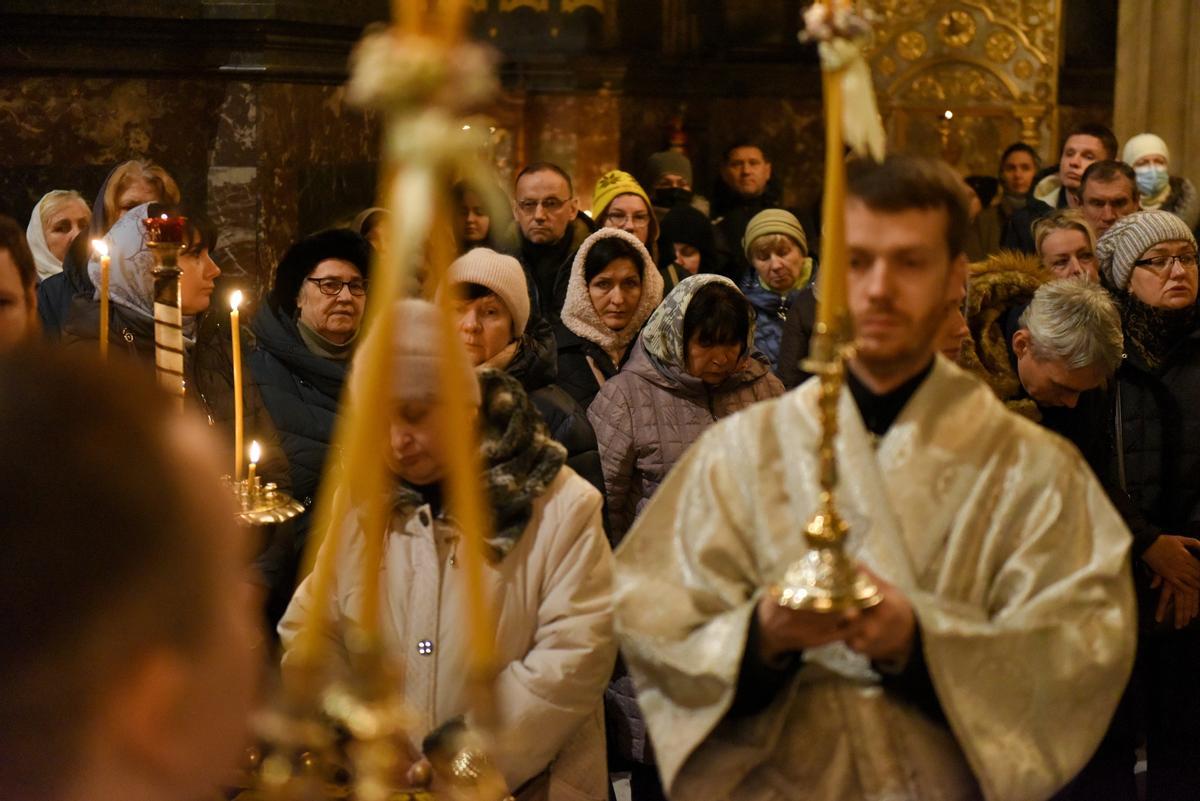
[279,299,616,801]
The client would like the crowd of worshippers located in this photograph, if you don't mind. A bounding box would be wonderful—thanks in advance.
[2,121,1200,801]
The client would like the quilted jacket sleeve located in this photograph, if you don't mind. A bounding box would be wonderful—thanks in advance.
[587,379,639,545]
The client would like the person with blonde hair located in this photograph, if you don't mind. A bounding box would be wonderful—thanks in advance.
[1033,209,1100,282]
[37,160,182,338]
[25,190,90,282]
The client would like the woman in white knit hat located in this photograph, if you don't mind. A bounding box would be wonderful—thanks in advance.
[1122,133,1199,231]
[279,299,616,801]
[1097,209,1200,798]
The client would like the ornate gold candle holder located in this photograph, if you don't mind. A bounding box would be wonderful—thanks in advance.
[224,474,306,527]
[772,326,881,613]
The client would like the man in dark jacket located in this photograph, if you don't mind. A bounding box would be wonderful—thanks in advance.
[1001,122,1118,253]
[510,161,594,321]
[710,140,818,281]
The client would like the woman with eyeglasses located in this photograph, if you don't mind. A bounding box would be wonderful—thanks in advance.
[251,229,372,569]
[592,170,659,264]
[1097,210,1200,798]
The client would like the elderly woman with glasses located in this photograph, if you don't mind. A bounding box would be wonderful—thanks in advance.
[250,229,372,569]
[1097,210,1200,798]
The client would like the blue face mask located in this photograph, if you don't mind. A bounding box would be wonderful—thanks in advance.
[1135,164,1169,196]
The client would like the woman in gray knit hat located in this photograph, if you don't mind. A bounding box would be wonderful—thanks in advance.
[1096,209,1200,798]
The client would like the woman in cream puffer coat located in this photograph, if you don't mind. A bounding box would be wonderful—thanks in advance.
[280,300,615,801]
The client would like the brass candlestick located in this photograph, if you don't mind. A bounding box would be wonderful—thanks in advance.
[224,473,305,528]
[144,212,187,410]
[773,325,881,613]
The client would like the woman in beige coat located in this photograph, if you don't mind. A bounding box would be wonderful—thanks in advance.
[279,299,616,801]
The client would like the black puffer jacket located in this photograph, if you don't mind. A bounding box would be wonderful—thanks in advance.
[60,291,289,486]
[775,287,818,389]
[1114,322,1200,537]
[249,300,350,512]
[554,323,628,411]
[505,316,605,496]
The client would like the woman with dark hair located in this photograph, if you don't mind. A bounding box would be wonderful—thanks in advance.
[586,274,781,801]
[60,201,286,484]
[587,274,783,541]
[555,228,663,409]
[453,180,515,254]
[657,204,717,294]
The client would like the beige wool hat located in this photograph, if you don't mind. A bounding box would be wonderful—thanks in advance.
[444,248,532,337]
[353,299,482,407]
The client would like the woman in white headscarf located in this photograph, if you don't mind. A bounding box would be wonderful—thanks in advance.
[1123,133,1200,231]
[25,190,90,282]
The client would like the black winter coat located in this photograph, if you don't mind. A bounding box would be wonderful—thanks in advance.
[505,317,605,496]
[775,288,819,389]
[554,323,628,411]
[37,244,95,341]
[249,301,350,512]
[1114,322,1200,538]
[59,292,290,487]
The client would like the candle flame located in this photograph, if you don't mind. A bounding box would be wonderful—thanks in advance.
[160,213,169,221]
[943,110,954,120]
[249,440,261,464]
[92,239,109,258]
[230,289,244,310]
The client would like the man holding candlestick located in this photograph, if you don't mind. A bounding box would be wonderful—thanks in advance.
[612,156,1135,801]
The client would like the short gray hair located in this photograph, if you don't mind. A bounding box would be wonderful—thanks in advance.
[1018,279,1124,375]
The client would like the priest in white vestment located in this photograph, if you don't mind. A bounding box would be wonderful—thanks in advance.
[612,156,1136,801]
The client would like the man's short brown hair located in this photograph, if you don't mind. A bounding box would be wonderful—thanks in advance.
[846,155,971,258]
[0,215,37,293]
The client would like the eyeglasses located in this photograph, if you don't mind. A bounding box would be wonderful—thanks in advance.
[516,197,570,214]
[606,212,651,228]
[307,277,368,296]
[1133,253,1199,272]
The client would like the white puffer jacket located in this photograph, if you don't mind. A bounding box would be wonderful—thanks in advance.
[279,466,615,800]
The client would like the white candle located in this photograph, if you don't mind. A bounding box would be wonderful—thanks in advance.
[247,440,261,499]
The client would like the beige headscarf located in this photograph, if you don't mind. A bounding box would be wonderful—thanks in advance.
[560,227,664,364]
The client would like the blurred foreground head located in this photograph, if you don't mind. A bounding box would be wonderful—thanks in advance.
[0,348,260,801]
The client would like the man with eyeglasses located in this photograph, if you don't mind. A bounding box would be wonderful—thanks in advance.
[1097,210,1200,797]
[512,162,595,321]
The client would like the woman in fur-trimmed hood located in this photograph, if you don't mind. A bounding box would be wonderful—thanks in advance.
[555,227,664,409]
[958,249,1052,420]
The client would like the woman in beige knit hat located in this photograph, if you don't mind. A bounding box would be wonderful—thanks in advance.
[281,298,616,801]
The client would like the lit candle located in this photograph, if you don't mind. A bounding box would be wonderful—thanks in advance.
[247,440,261,498]
[230,290,245,480]
[92,239,110,361]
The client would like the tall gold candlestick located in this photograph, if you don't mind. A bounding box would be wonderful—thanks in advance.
[815,68,847,336]
[230,290,245,480]
[92,240,110,361]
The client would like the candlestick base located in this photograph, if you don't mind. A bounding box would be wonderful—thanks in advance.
[224,475,306,527]
[774,327,881,614]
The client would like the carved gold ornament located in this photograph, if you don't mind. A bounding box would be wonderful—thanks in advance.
[937,9,976,47]
[897,30,928,60]
[985,30,1018,63]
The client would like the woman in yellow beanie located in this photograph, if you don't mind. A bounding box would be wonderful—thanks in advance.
[592,170,660,265]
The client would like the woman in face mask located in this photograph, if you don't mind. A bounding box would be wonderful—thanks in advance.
[1123,133,1199,232]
